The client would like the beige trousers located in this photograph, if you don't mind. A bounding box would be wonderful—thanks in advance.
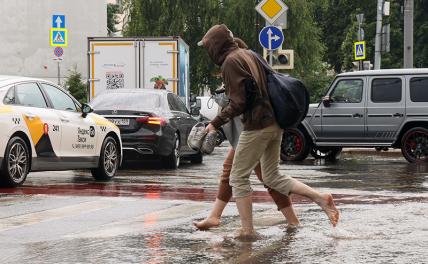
[230,123,296,198]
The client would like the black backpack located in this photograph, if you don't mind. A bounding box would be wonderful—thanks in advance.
[251,51,310,129]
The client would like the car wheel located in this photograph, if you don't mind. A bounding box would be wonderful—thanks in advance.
[190,151,203,164]
[401,127,428,163]
[163,133,180,169]
[0,137,30,187]
[311,147,342,161]
[91,136,119,181]
[281,128,311,161]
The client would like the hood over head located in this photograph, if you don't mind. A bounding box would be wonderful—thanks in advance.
[198,24,238,66]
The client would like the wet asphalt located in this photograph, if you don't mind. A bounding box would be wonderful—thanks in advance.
[0,145,427,264]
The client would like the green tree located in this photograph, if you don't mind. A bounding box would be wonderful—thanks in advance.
[122,0,331,101]
[414,0,428,68]
[314,0,428,72]
[107,3,120,36]
[65,67,87,103]
[281,0,330,102]
[122,0,224,94]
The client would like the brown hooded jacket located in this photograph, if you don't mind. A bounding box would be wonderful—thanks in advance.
[200,24,275,131]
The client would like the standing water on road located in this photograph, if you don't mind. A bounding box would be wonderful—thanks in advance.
[0,146,427,263]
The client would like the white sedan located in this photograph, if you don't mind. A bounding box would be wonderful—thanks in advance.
[0,76,122,187]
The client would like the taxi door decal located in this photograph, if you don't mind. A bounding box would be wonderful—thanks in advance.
[23,115,57,157]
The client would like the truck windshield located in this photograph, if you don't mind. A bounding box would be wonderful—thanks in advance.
[91,92,161,110]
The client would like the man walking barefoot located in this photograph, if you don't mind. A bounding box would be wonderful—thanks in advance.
[198,24,339,240]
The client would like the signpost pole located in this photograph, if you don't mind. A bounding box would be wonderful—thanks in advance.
[255,0,288,68]
[357,14,364,71]
[57,60,61,85]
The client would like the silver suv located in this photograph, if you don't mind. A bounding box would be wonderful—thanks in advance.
[281,69,428,163]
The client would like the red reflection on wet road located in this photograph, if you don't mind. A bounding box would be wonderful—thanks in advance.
[1,183,427,205]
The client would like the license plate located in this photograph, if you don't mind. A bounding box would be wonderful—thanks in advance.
[109,118,130,126]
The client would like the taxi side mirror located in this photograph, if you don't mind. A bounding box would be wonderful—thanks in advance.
[81,103,93,118]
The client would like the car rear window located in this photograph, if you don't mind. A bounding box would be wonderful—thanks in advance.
[410,77,428,102]
[91,92,161,110]
[16,83,48,108]
[371,78,402,103]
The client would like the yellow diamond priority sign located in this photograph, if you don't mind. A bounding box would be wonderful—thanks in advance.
[255,0,288,25]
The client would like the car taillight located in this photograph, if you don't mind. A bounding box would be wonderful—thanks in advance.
[136,116,166,126]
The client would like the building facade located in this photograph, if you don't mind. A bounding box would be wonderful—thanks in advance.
[0,0,107,85]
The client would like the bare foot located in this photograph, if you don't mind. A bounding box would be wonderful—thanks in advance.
[319,194,339,227]
[287,223,300,230]
[233,228,261,242]
[193,217,221,230]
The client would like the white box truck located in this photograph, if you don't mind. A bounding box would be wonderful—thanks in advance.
[87,37,191,107]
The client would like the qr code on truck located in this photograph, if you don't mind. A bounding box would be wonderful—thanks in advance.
[106,72,124,89]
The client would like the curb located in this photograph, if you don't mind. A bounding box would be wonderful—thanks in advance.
[342,148,401,156]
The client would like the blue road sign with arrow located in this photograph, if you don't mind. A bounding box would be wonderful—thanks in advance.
[52,15,65,28]
[259,26,284,50]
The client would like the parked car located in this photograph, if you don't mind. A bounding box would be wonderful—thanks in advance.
[281,69,428,163]
[91,89,203,168]
[0,76,122,187]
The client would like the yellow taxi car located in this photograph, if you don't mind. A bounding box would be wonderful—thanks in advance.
[0,76,122,187]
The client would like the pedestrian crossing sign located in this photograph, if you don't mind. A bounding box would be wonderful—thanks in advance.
[354,41,366,61]
[50,28,68,47]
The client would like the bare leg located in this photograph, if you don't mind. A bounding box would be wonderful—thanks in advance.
[234,195,259,240]
[290,181,339,227]
[280,202,300,227]
[193,198,227,230]
[254,163,300,227]
[193,149,235,230]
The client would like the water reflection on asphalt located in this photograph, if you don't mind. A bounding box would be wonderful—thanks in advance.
[0,146,427,263]
[15,202,427,264]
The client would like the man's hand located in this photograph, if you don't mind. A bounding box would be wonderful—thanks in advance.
[205,123,216,133]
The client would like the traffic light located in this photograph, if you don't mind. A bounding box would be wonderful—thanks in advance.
[263,48,294,70]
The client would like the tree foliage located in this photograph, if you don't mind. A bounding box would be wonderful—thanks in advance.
[313,0,428,72]
[107,3,120,36]
[65,67,87,104]
[120,0,428,102]
[122,0,327,100]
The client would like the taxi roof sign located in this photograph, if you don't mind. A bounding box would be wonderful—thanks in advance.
[255,0,288,25]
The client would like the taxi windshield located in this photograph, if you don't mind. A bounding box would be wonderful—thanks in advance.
[91,92,161,110]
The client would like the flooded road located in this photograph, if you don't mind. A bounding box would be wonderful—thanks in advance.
[0,145,427,263]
